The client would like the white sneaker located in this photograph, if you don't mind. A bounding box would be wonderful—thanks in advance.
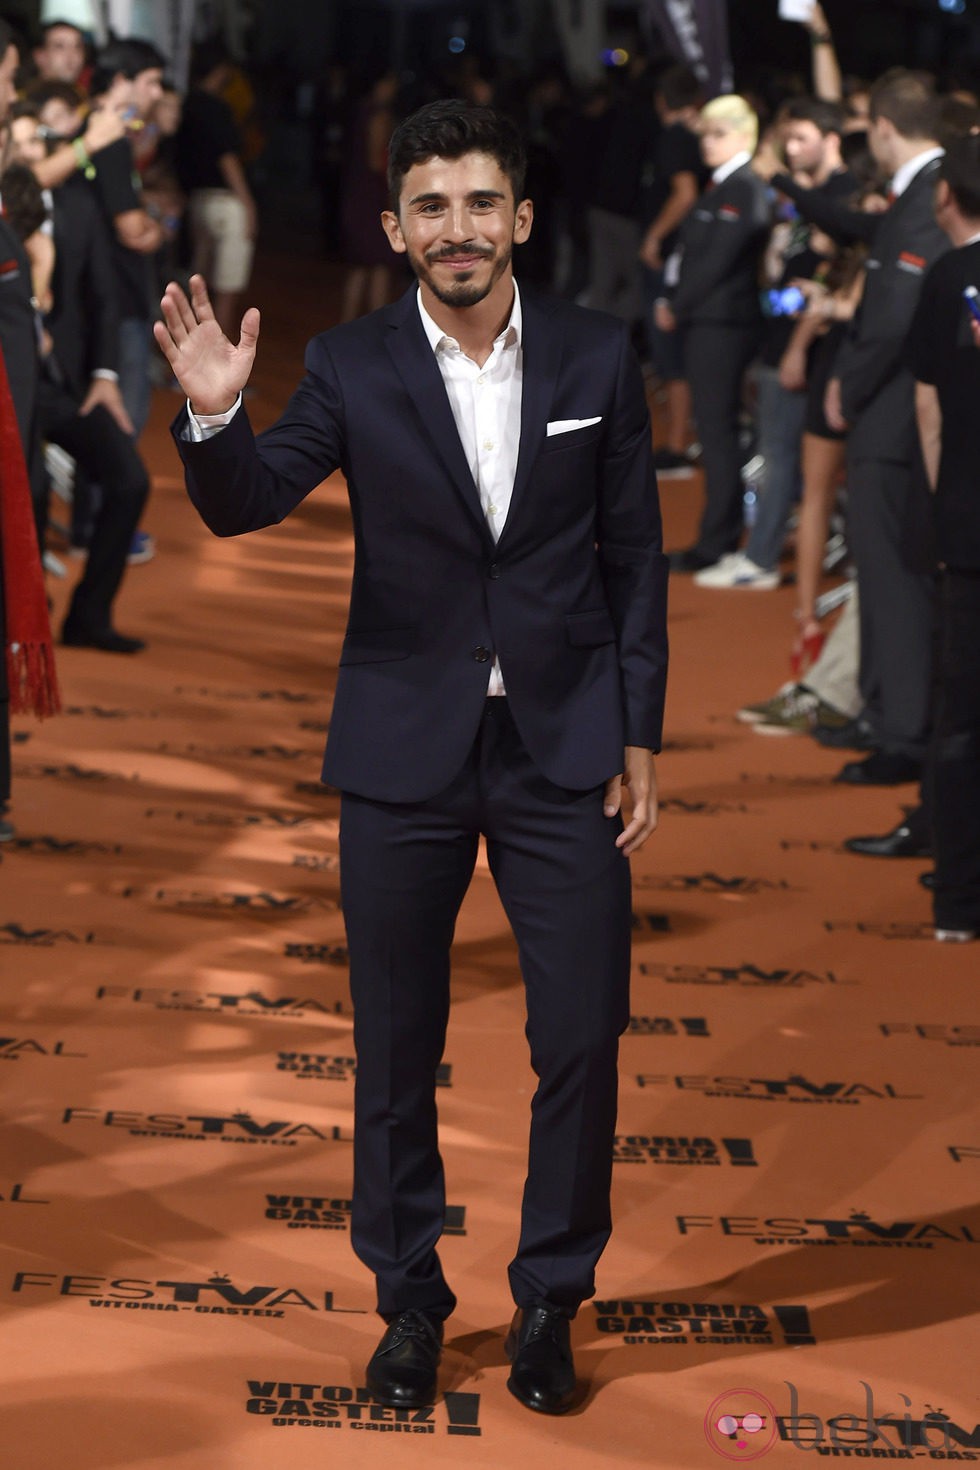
[694,554,781,590]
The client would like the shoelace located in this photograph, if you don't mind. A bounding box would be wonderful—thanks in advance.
[522,1310,565,1345]
[389,1312,436,1345]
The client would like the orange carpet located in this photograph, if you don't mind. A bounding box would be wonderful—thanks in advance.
[1,251,977,1469]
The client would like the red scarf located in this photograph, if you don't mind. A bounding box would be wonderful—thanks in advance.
[0,342,60,718]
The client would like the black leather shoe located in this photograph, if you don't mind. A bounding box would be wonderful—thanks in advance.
[62,624,146,654]
[812,716,878,751]
[919,870,937,890]
[668,547,719,574]
[505,1302,577,1415]
[365,1310,443,1408]
[844,821,932,858]
[835,751,922,786]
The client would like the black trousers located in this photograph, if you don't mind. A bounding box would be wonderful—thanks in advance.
[38,383,149,633]
[684,321,759,562]
[339,699,631,1322]
[847,456,935,758]
[932,568,980,930]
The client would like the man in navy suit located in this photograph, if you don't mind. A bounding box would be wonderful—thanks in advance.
[156,101,668,1416]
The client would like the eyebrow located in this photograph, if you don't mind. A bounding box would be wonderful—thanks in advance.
[407,188,507,206]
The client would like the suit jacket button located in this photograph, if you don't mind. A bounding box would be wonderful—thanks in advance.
[488,562,500,579]
[473,646,491,663]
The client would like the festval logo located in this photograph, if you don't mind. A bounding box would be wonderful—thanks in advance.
[704,1389,778,1460]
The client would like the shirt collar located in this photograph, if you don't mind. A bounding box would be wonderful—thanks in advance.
[713,149,751,186]
[963,230,980,248]
[416,280,522,356]
[890,146,944,199]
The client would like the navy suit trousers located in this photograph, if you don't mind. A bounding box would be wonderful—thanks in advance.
[340,698,632,1321]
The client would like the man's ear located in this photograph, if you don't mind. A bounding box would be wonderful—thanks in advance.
[514,197,533,245]
[381,209,407,254]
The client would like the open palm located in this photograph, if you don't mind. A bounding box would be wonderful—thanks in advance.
[154,274,260,415]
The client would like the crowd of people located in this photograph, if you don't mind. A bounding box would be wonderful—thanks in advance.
[1,8,978,943]
[0,15,258,841]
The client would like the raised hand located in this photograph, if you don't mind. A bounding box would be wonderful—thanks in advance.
[153,274,260,415]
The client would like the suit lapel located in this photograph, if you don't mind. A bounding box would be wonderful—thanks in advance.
[384,287,490,539]
[497,287,562,550]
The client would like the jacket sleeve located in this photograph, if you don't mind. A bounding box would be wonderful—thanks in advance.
[596,324,669,751]
[837,212,948,424]
[173,335,346,537]
[771,172,880,247]
[671,176,770,322]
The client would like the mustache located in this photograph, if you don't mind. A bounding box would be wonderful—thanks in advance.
[426,245,494,263]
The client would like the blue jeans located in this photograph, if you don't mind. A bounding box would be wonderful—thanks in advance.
[119,316,152,440]
[745,365,807,571]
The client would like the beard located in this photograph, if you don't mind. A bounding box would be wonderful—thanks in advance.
[411,241,512,308]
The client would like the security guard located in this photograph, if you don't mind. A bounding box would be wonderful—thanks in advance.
[657,94,771,573]
[829,69,948,786]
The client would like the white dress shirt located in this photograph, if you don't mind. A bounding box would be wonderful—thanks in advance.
[712,148,752,186]
[186,282,525,696]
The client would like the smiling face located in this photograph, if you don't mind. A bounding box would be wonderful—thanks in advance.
[381,150,532,312]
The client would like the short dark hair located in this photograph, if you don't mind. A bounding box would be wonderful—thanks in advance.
[190,36,231,86]
[89,37,167,98]
[869,68,938,142]
[25,79,84,113]
[938,93,980,146]
[0,163,46,241]
[655,64,702,114]
[940,131,980,220]
[783,95,845,138]
[0,19,21,57]
[387,100,526,211]
[41,19,85,42]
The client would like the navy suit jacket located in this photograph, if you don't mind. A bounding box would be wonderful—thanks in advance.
[174,283,668,803]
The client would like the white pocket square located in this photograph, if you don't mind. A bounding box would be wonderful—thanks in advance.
[546,416,602,437]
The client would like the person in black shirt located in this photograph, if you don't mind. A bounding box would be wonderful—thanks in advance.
[587,63,658,327]
[175,38,257,340]
[907,134,980,941]
[86,38,166,441]
[639,64,704,476]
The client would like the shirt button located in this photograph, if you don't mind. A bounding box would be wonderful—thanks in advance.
[488,562,500,579]
[472,646,491,663]
[483,438,494,451]
[487,503,499,516]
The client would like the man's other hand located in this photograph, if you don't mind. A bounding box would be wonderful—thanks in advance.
[604,747,659,856]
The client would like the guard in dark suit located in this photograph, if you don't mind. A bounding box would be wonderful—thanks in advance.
[42,173,150,650]
[908,134,980,940]
[5,107,150,652]
[832,71,948,785]
[658,94,771,572]
[157,102,668,1416]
